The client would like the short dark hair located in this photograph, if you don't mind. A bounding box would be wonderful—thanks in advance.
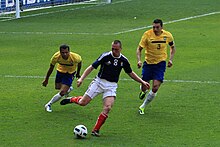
[113,40,122,48]
[60,44,70,51]
[153,19,163,27]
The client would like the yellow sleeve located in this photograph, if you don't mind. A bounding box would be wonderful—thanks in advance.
[69,52,82,63]
[139,32,148,48]
[167,32,174,46]
[50,52,59,66]
[76,54,82,63]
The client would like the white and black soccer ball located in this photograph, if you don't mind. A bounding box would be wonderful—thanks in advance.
[73,125,88,139]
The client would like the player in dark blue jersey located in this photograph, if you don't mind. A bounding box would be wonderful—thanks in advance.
[92,50,132,82]
[60,40,150,137]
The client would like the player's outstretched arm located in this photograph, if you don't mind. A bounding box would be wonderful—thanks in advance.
[76,61,82,78]
[168,45,176,68]
[136,46,143,69]
[127,71,150,90]
[77,65,94,87]
[42,64,54,87]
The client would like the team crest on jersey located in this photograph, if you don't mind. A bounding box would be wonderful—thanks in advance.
[105,61,111,65]
[121,62,123,66]
[163,36,167,41]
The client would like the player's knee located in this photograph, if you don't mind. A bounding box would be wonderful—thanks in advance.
[59,90,67,96]
[103,105,112,113]
[55,85,61,90]
[152,86,159,93]
[78,99,88,106]
[79,102,87,106]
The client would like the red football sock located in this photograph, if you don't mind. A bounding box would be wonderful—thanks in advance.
[70,96,82,104]
[93,113,108,131]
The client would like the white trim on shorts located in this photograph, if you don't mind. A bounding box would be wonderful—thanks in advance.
[85,76,117,99]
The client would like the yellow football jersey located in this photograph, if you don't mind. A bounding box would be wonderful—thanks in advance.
[51,51,82,74]
[139,29,174,64]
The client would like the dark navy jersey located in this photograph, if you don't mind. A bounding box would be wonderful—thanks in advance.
[92,51,132,83]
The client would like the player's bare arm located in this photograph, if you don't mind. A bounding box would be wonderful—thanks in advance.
[76,61,82,78]
[77,65,94,87]
[168,45,176,68]
[127,71,150,90]
[136,46,143,68]
[42,64,55,87]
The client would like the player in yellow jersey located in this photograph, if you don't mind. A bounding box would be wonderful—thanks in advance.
[42,44,82,112]
[136,19,176,114]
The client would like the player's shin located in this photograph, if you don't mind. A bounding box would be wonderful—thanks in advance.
[140,90,156,108]
[49,93,62,104]
[65,86,73,97]
[93,113,108,132]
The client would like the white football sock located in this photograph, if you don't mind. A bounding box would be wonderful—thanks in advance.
[47,93,62,105]
[140,90,156,108]
[65,86,73,96]
[67,86,73,93]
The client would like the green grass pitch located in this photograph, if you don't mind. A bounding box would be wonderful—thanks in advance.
[0,0,220,146]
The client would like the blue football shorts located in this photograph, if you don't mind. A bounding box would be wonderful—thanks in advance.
[142,61,166,82]
[55,71,75,86]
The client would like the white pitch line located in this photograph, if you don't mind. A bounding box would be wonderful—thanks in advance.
[0,31,106,35]
[1,75,220,84]
[114,11,220,35]
[1,10,219,35]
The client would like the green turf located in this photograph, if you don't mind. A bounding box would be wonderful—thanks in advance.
[0,0,220,146]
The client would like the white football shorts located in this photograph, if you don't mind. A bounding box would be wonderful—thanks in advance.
[85,76,117,99]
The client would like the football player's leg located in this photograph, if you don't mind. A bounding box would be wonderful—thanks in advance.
[92,96,114,136]
[60,79,100,106]
[139,62,151,100]
[64,73,75,97]
[139,62,165,114]
[45,82,62,112]
[140,80,160,106]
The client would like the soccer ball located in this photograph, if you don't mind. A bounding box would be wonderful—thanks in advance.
[73,125,88,139]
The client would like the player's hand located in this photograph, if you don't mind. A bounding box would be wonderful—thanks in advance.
[42,80,48,87]
[167,60,173,68]
[141,81,150,91]
[142,81,150,90]
[137,61,142,69]
[77,78,83,87]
